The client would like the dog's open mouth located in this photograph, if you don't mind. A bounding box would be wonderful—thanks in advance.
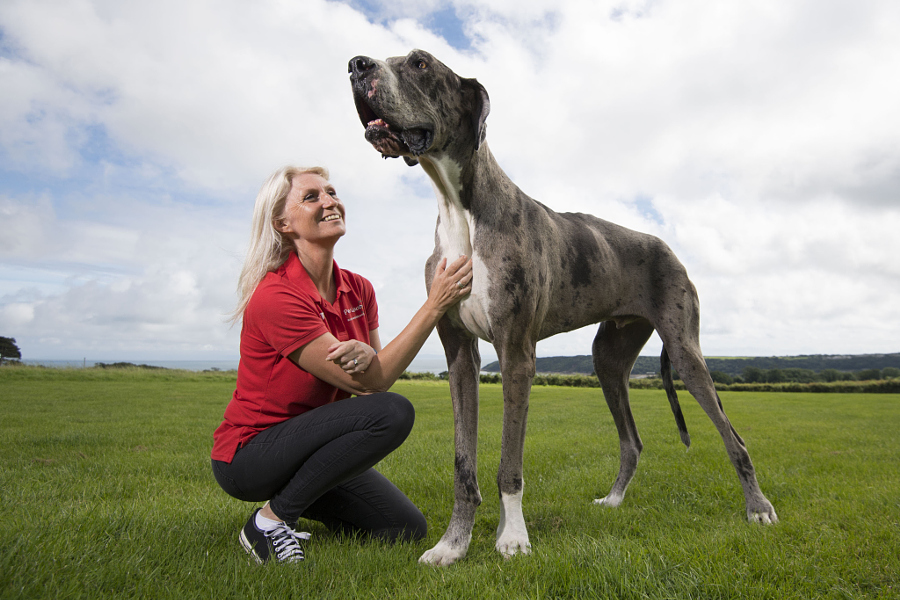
[354,96,433,158]
[364,118,406,157]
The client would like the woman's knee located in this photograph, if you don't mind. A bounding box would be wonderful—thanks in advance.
[377,520,427,543]
[399,508,428,542]
[369,504,427,543]
[375,392,415,438]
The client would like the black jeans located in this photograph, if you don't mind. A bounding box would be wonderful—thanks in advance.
[212,392,426,542]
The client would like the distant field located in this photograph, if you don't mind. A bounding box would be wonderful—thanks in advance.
[1,365,898,599]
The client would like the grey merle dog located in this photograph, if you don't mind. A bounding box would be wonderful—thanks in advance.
[348,49,777,566]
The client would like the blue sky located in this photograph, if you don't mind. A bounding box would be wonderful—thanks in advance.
[2,0,899,364]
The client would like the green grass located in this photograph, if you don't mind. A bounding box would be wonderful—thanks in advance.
[1,365,898,599]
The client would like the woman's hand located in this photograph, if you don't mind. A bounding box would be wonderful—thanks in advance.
[291,257,473,396]
[427,255,473,314]
[325,339,377,374]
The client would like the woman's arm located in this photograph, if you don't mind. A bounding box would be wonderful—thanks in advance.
[288,255,472,395]
[368,329,383,354]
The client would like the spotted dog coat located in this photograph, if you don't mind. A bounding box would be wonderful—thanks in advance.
[349,50,777,566]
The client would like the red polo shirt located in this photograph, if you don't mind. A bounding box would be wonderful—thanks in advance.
[211,253,378,463]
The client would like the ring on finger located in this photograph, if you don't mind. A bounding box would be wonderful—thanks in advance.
[353,358,358,366]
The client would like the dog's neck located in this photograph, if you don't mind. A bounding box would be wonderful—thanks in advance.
[418,154,463,211]
[419,142,511,209]
[419,153,472,259]
[418,143,517,259]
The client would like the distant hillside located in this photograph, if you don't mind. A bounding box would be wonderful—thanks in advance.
[481,353,900,377]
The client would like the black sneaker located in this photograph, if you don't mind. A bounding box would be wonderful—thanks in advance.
[239,508,311,563]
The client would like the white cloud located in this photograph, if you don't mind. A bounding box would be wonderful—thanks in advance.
[1,0,898,364]
[0,302,34,326]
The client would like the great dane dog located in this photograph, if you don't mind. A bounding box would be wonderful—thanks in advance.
[349,50,777,566]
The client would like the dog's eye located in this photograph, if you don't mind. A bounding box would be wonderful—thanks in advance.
[416,59,428,70]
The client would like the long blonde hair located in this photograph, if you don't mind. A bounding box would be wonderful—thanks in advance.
[231,165,330,323]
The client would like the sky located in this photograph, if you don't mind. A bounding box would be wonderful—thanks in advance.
[1,0,899,366]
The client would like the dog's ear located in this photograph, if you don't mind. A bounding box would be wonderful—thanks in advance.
[462,77,490,151]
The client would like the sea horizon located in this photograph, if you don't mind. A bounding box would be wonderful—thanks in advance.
[20,355,453,375]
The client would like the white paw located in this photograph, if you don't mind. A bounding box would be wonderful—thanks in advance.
[496,490,531,558]
[419,541,467,566]
[496,533,531,558]
[748,507,778,524]
[592,492,623,507]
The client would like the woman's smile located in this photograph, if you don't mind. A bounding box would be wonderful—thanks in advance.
[277,173,347,246]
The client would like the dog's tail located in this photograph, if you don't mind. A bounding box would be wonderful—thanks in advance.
[661,348,691,448]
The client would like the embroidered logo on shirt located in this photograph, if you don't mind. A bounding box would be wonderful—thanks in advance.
[344,304,364,321]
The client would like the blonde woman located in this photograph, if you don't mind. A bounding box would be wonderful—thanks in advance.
[211,166,472,563]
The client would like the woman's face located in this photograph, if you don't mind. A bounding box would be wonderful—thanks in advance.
[278,173,346,247]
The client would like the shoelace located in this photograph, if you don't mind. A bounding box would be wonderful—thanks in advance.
[267,524,311,562]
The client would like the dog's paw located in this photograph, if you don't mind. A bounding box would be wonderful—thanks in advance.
[747,506,778,524]
[496,534,531,558]
[746,496,778,524]
[419,541,467,567]
[592,492,624,508]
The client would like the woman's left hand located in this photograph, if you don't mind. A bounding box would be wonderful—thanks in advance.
[325,339,377,374]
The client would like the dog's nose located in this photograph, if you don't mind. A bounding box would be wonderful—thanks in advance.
[348,55,376,78]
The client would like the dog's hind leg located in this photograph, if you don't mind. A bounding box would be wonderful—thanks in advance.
[419,320,483,566]
[591,319,655,508]
[656,309,778,524]
[494,341,537,558]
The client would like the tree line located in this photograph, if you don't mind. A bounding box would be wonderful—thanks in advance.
[483,353,900,383]
[709,366,899,385]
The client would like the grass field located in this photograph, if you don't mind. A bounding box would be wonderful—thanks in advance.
[1,365,898,599]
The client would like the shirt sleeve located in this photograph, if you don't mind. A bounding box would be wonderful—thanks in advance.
[249,283,329,356]
[362,276,379,331]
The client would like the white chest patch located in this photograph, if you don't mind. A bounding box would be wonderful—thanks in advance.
[452,250,492,342]
[426,157,493,343]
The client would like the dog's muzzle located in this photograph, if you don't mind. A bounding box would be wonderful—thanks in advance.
[349,56,433,159]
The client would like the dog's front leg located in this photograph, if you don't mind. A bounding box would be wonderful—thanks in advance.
[494,343,536,558]
[419,319,481,566]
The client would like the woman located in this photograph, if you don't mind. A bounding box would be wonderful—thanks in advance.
[211,166,472,563]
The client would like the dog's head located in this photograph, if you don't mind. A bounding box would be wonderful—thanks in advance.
[348,49,490,166]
